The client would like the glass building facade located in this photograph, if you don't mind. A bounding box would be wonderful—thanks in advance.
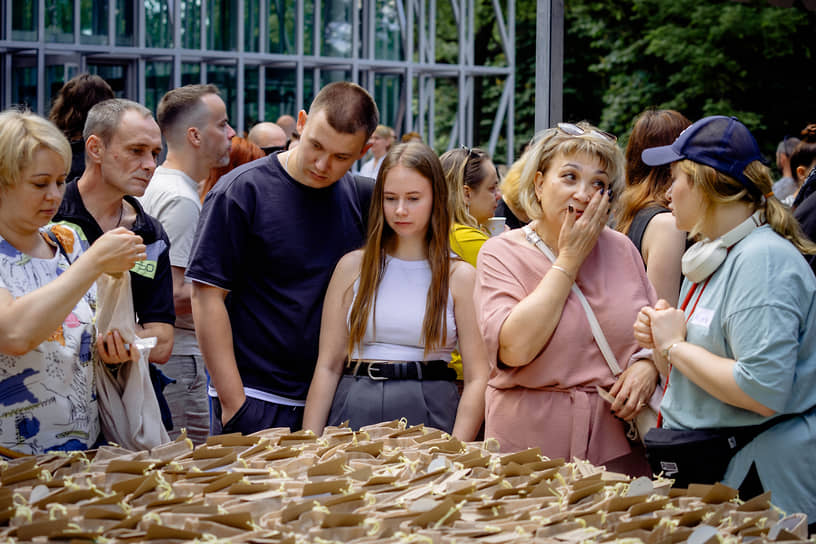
[0,0,514,161]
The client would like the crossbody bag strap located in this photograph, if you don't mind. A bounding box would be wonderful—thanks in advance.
[523,225,622,376]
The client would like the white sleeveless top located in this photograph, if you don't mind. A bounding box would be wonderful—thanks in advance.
[349,256,457,361]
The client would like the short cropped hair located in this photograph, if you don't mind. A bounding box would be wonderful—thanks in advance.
[157,84,220,141]
[48,74,114,142]
[309,82,379,139]
[0,109,71,190]
[83,98,153,145]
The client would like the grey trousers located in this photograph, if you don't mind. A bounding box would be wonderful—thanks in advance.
[162,354,210,445]
[327,375,460,433]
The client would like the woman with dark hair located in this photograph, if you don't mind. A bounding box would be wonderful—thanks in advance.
[636,116,816,518]
[785,125,816,208]
[790,126,816,275]
[615,109,691,305]
[440,147,500,267]
[48,74,115,183]
[303,142,488,440]
[200,136,265,201]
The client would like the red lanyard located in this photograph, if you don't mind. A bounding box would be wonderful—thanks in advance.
[680,277,711,317]
[656,277,711,427]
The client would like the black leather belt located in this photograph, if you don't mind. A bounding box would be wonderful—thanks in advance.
[343,360,456,381]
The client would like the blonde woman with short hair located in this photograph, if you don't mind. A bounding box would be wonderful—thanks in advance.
[0,109,146,455]
[474,122,658,474]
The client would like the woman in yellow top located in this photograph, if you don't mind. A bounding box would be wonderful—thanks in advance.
[440,147,499,383]
[440,147,500,267]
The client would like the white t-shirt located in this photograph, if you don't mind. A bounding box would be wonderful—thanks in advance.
[349,256,457,361]
[140,165,201,355]
[359,155,385,180]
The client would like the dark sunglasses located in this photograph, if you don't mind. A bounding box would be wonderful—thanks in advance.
[261,144,288,156]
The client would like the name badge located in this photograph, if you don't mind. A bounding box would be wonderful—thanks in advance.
[689,307,714,329]
[131,259,157,279]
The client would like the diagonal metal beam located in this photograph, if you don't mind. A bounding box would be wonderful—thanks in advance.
[492,0,511,61]
[487,75,512,155]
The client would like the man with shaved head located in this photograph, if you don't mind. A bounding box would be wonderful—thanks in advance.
[276,114,297,139]
[248,122,287,155]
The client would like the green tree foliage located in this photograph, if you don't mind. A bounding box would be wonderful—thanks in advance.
[560,0,816,157]
[426,0,814,162]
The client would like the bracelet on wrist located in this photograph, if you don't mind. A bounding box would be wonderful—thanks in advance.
[662,341,684,365]
[550,264,574,281]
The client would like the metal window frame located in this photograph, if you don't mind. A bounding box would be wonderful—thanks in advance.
[0,0,516,162]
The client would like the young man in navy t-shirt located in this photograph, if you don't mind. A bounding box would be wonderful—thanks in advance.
[187,82,378,434]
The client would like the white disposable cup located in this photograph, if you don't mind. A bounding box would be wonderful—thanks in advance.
[486,217,506,237]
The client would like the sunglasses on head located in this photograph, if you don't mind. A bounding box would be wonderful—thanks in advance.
[557,122,617,143]
[460,145,484,158]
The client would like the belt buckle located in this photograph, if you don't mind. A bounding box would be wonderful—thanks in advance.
[367,362,388,380]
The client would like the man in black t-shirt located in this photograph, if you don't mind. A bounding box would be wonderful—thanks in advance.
[187,82,378,434]
[54,99,175,364]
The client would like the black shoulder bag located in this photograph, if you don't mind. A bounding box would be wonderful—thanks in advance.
[643,414,798,489]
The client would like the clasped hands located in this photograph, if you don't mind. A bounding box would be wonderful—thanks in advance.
[634,299,687,366]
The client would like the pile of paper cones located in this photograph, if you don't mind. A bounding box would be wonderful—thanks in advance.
[0,420,809,543]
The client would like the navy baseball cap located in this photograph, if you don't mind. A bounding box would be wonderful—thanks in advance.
[642,115,768,195]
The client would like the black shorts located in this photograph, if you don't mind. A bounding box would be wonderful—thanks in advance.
[211,395,304,435]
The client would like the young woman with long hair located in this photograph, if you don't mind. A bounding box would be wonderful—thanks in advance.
[615,109,691,305]
[303,142,488,440]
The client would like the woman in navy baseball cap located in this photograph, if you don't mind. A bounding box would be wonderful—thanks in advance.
[634,115,816,527]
